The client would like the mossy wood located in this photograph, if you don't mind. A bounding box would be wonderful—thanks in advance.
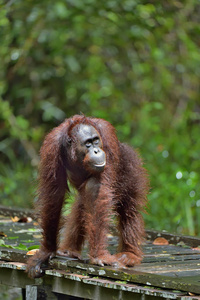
[0,212,200,297]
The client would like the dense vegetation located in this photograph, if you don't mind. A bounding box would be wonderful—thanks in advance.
[0,0,200,235]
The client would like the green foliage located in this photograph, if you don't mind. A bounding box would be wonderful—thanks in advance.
[0,0,200,235]
[0,238,39,251]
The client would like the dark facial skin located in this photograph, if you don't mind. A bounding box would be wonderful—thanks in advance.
[75,124,106,173]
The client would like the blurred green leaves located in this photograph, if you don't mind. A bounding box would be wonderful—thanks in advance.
[0,0,200,235]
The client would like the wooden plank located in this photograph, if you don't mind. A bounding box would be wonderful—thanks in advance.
[146,230,200,248]
[1,247,200,294]
[143,244,200,255]
[135,260,200,273]
[0,247,27,263]
[48,258,200,294]
[1,215,200,295]
[143,254,200,264]
[0,261,189,299]
[0,205,34,218]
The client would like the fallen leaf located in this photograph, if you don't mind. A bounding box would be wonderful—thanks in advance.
[0,232,7,237]
[33,234,42,239]
[192,247,200,251]
[26,249,39,256]
[11,216,20,222]
[188,292,196,296]
[153,237,169,245]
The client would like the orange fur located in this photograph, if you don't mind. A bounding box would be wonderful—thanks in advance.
[26,115,149,278]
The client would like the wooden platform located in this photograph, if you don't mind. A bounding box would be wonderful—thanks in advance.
[0,212,200,299]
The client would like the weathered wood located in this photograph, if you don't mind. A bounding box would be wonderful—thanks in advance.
[0,261,190,299]
[0,248,27,263]
[47,257,200,294]
[146,229,200,248]
[25,285,57,300]
[0,205,34,218]
[1,215,200,298]
[1,246,200,295]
